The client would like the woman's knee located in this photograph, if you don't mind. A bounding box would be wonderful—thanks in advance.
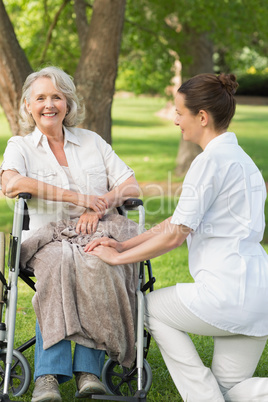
[145,286,177,315]
[144,286,178,332]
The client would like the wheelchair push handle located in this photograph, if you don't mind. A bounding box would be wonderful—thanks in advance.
[122,198,143,210]
[17,193,32,200]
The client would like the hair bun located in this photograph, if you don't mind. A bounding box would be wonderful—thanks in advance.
[218,73,239,95]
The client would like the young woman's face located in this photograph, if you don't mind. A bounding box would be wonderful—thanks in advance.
[25,77,68,134]
[174,92,202,145]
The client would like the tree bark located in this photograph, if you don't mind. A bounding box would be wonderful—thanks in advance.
[182,31,214,78]
[175,31,214,176]
[175,140,202,176]
[75,0,126,144]
[74,0,90,52]
[0,0,125,143]
[0,0,32,136]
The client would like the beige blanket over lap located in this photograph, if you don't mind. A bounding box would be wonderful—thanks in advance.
[20,214,139,367]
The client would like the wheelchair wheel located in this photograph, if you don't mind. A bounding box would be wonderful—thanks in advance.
[102,358,152,396]
[0,349,31,397]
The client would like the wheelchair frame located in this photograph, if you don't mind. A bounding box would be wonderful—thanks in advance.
[0,193,155,402]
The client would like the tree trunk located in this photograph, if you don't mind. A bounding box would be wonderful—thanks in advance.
[0,0,32,136]
[175,140,201,176]
[175,31,214,176]
[0,0,125,142]
[73,0,89,52]
[182,31,214,78]
[75,0,126,144]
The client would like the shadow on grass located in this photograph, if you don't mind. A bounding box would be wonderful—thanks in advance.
[113,118,165,128]
[113,137,179,158]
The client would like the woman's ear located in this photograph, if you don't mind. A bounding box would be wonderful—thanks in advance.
[199,110,209,127]
[24,99,31,114]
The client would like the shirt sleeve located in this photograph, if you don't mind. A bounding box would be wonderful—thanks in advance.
[171,154,220,231]
[97,136,134,189]
[0,138,27,189]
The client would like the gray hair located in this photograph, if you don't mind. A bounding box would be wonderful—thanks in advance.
[19,66,85,133]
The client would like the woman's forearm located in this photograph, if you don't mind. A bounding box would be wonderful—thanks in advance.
[118,233,179,264]
[120,218,171,252]
[2,171,107,211]
[88,221,191,264]
[118,222,190,263]
[3,171,62,199]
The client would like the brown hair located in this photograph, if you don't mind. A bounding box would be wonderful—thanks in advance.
[178,73,239,132]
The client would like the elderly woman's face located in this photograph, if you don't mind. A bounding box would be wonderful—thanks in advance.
[25,77,68,134]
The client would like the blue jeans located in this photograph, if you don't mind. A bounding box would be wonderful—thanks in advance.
[34,321,105,384]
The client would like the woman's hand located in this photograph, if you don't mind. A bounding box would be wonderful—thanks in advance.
[84,237,123,253]
[76,194,108,214]
[1,171,109,217]
[85,245,121,266]
[76,210,100,235]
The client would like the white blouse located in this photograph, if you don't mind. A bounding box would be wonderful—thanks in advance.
[61,166,86,219]
[0,126,134,240]
[171,132,268,336]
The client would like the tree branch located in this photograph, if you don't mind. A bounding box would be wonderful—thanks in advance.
[40,0,71,65]
[74,0,90,50]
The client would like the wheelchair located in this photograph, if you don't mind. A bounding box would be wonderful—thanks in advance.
[0,193,155,402]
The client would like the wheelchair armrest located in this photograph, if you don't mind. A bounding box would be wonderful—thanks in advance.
[18,193,32,200]
[122,198,143,210]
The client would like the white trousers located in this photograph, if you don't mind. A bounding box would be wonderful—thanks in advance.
[144,286,268,402]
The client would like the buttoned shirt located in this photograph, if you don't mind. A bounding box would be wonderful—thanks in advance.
[0,126,134,240]
[171,132,268,336]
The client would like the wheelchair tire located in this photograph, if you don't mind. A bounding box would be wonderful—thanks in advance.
[102,358,152,397]
[0,349,31,397]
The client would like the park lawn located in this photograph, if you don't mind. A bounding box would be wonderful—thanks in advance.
[111,97,268,183]
[1,97,268,401]
[1,98,268,182]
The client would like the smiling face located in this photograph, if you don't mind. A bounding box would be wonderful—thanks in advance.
[25,77,68,135]
[174,92,203,145]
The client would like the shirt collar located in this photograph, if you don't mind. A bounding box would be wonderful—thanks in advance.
[204,132,238,152]
[63,127,80,146]
[32,126,80,147]
[32,127,43,147]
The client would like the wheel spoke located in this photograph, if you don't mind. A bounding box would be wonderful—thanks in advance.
[11,359,20,371]
[127,381,135,395]
[103,359,152,397]
[109,370,125,380]
[0,350,31,396]
[10,373,24,380]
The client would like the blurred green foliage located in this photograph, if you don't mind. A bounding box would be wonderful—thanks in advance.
[3,0,268,95]
[236,73,268,96]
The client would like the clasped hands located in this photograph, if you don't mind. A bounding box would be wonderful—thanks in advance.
[84,237,122,265]
[75,194,108,235]
[75,194,123,265]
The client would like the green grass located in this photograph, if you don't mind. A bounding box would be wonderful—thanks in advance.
[0,107,10,166]
[1,99,268,401]
[111,98,268,183]
[111,96,180,183]
[230,105,268,180]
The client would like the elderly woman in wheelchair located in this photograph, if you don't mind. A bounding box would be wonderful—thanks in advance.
[0,66,140,402]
